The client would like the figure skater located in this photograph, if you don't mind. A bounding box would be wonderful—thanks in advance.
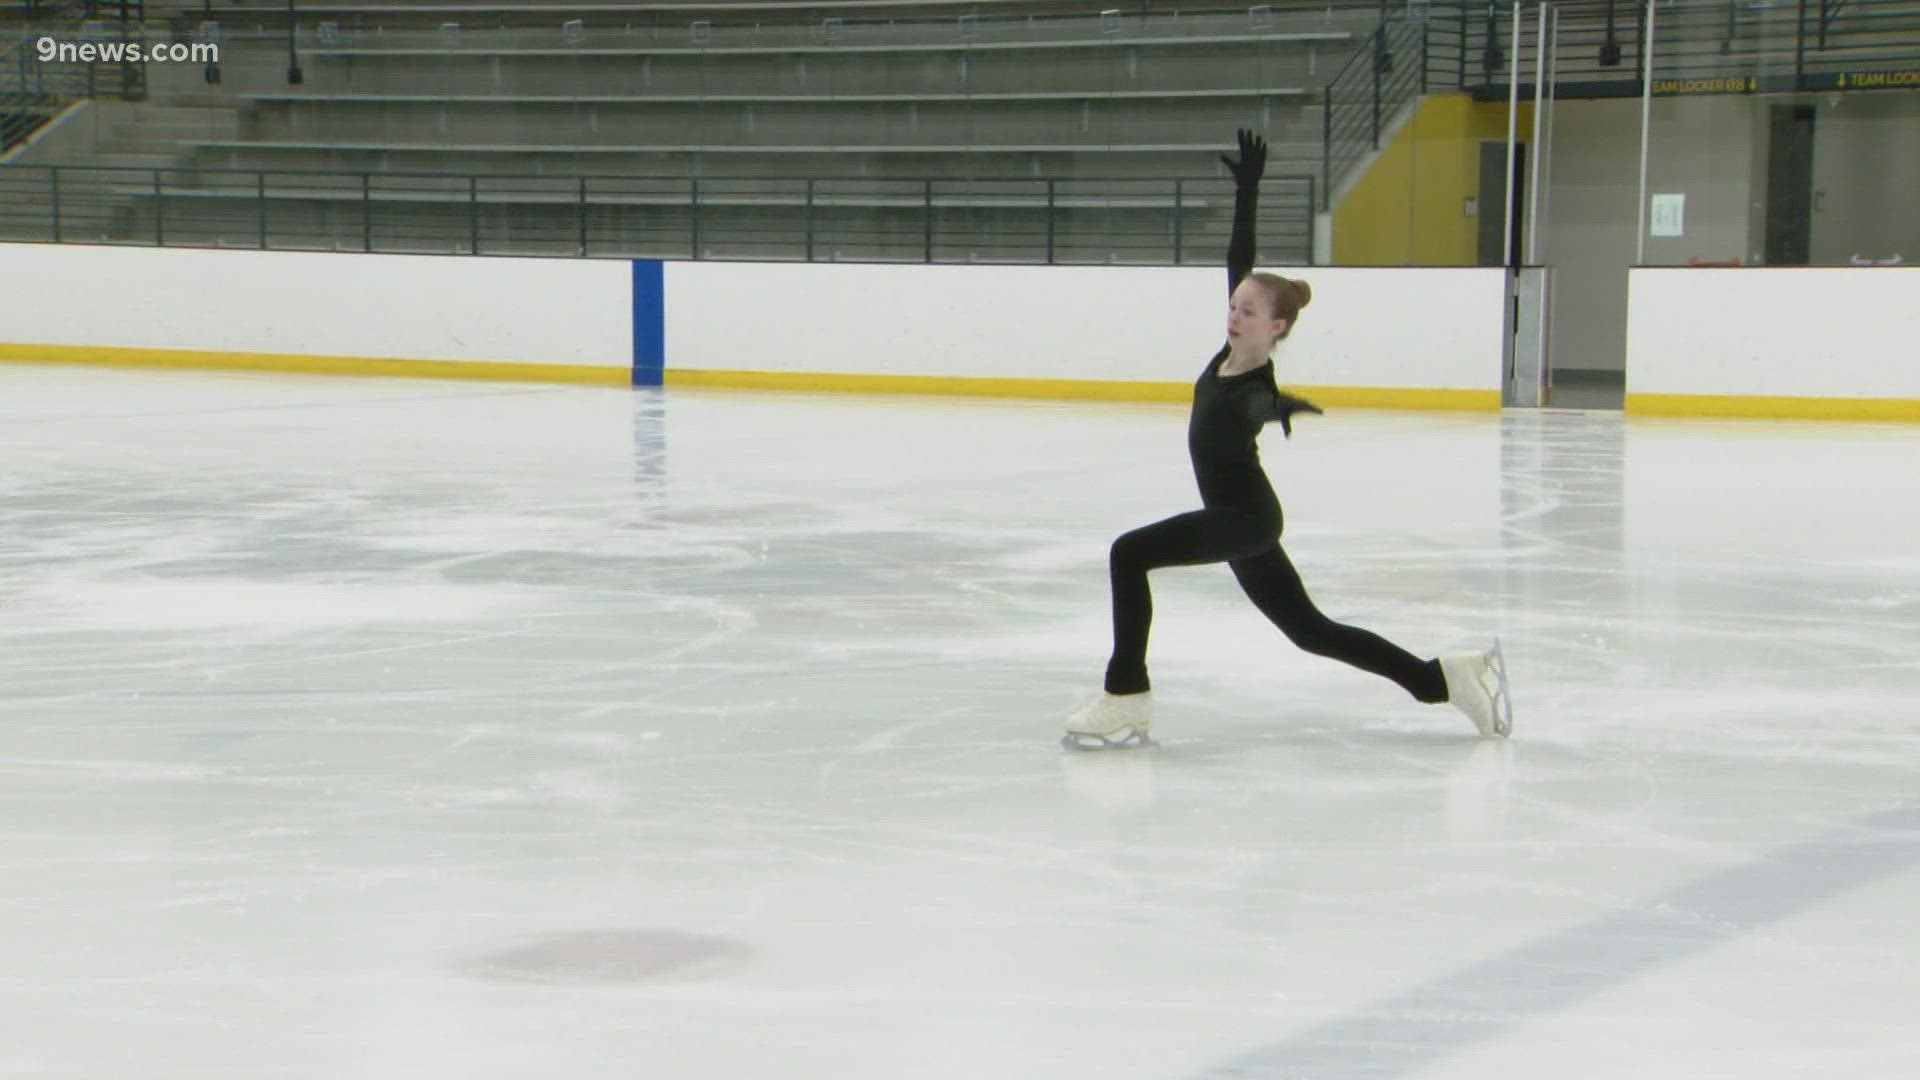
[1063,129,1511,749]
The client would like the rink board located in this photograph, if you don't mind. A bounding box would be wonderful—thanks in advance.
[0,244,1503,409]
[8,243,1918,419]
[1625,267,1920,421]
[658,261,1508,411]
[0,244,634,383]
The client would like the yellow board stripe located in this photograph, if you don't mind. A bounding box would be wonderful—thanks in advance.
[1627,392,1920,422]
[666,369,1502,411]
[0,342,630,387]
[0,343,1508,411]
[666,368,1189,403]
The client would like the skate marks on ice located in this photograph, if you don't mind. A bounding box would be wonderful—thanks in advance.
[1193,803,1920,1079]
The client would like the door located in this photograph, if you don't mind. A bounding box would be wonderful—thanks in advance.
[1764,104,1816,266]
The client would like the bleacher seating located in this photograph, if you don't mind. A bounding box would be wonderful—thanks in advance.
[5,0,1915,260]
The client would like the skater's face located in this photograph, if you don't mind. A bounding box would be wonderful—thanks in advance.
[1227,279,1289,355]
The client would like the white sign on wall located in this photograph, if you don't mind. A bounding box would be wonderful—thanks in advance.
[1650,193,1686,238]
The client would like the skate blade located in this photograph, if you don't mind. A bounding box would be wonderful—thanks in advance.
[1061,729,1155,752]
[1487,636,1513,738]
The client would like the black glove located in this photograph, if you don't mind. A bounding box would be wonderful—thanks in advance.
[1272,392,1323,438]
[1220,128,1268,189]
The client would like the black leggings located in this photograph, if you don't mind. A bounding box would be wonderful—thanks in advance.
[1103,500,1448,702]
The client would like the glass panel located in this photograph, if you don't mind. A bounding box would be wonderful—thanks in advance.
[1640,0,1919,268]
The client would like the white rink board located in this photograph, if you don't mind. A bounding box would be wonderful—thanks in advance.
[0,243,633,367]
[0,245,1509,394]
[1626,267,1920,398]
[665,262,1508,391]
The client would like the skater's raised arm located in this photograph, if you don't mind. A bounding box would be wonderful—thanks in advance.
[1220,129,1267,296]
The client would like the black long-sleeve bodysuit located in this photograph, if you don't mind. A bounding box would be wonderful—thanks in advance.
[1102,182,1449,704]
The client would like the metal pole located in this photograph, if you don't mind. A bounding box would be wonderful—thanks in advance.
[1307,176,1317,265]
[1370,28,1382,148]
[203,0,220,85]
[1535,6,1561,402]
[1461,2,1471,90]
[804,177,814,262]
[923,179,934,262]
[1320,86,1332,212]
[690,177,700,259]
[1794,0,1807,90]
[257,170,267,248]
[286,0,303,84]
[1636,0,1657,264]
[1527,3,1549,265]
[1045,179,1055,265]
[1421,22,1430,94]
[1635,0,1646,85]
[578,176,588,256]
[1541,7,1558,258]
[1501,0,1521,270]
[1172,179,1183,263]
[361,172,371,251]
[115,0,136,99]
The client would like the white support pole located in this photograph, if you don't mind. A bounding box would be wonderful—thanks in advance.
[1541,5,1558,250]
[1637,0,1659,264]
[1527,3,1550,264]
[1502,0,1523,269]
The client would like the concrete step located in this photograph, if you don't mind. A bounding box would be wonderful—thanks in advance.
[180,136,1325,158]
[227,105,1325,150]
[48,152,185,171]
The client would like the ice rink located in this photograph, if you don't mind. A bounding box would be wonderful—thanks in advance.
[3,365,1917,1079]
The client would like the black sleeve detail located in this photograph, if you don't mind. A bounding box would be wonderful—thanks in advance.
[1240,384,1283,426]
[1242,385,1324,431]
[1225,183,1258,297]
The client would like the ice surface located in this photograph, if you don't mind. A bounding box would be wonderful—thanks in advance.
[2,366,1916,1079]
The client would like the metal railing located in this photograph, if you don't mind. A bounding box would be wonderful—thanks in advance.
[1456,0,1920,97]
[128,2,1372,45]
[10,0,1910,254]
[1320,13,1451,211]
[0,162,1317,265]
[1314,0,1914,206]
[12,1,143,20]
[2,35,86,149]
[2,0,146,145]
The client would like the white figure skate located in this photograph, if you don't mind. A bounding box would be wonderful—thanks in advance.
[1440,637,1513,738]
[1061,691,1155,751]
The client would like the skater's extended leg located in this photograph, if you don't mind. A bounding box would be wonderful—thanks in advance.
[1105,506,1271,694]
[1228,546,1448,703]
